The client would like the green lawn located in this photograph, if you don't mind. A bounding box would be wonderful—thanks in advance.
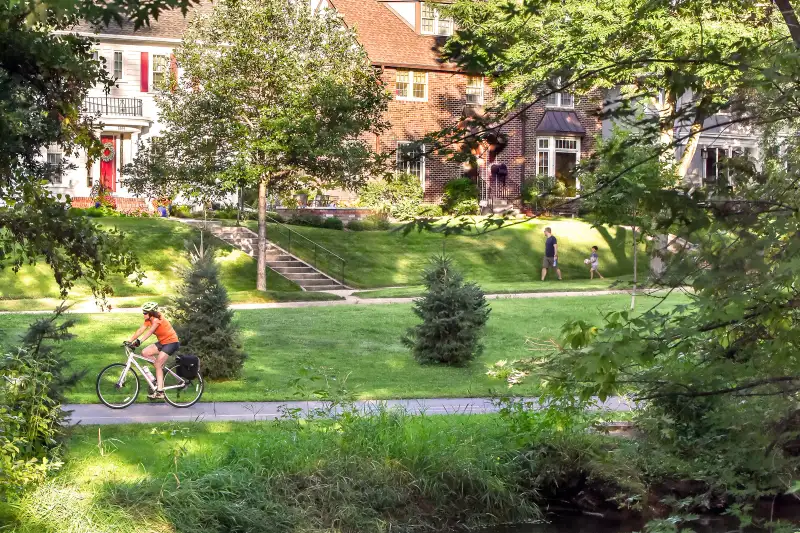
[353,277,635,299]
[246,218,645,289]
[0,294,683,403]
[0,217,338,307]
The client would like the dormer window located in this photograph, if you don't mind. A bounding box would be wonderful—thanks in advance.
[545,78,574,108]
[421,3,453,36]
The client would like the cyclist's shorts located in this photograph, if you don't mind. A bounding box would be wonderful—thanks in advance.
[155,341,180,355]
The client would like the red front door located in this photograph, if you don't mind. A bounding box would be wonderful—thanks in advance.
[100,136,116,192]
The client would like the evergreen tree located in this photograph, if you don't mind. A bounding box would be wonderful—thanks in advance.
[171,238,246,379]
[403,256,491,366]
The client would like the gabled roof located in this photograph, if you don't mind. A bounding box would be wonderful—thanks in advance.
[69,3,213,41]
[329,0,458,71]
[536,111,587,136]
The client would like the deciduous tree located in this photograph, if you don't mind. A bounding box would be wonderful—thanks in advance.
[125,0,390,291]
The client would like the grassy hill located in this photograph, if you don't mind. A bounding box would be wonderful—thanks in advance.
[0,217,336,307]
[247,218,646,289]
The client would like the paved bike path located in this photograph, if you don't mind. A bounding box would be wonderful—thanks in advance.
[3,290,634,315]
[64,397,634,425]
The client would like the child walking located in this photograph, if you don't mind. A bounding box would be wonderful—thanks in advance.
[588,246,604,280]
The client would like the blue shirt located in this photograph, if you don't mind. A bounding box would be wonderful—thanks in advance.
[545,236,557,258]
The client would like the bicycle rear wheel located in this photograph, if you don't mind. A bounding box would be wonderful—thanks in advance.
[96,363,140,409]
[163,366,204,408]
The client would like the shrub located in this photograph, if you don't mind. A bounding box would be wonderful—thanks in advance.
[289,213,325,228]
[0,307,82,498]
[403,256,491,366]
[211,206,239,220]
[171,241,246,379]
[322,216,344,230]
[357,173,424,220]
[266,211,286,224]
[450,198,480,216]
[170,205,193,218]
[365,213,391,230]
[416,204,443,217]
[347,219,369,231]
[441,178,479,215]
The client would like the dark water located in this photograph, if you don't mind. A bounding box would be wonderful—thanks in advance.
[478,513,794,533]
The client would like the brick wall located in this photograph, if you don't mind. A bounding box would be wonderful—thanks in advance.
[365,67,604,204]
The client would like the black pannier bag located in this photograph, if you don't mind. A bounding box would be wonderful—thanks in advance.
[175,354,200,380]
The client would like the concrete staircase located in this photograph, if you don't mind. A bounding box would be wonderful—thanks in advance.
[198,223,347,292]
[481,200,520,216]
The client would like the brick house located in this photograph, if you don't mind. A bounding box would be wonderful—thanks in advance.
[53,0,603,211]
[322,0,603,209]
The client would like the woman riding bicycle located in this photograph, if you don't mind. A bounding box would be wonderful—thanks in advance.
[127,302,180,400]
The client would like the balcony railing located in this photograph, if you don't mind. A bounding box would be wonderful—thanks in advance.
[83,97,143,117]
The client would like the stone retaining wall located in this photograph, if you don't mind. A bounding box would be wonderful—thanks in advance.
[276,208,375,221]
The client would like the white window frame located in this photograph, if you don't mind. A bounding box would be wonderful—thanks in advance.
[150,53,170,92]
[466,76,484,105]
[113,50,123,80]
[420,3,454,36]
[396,70,428,102]
[46,145,63,185]
[545,77,574,109]
[397,141,426,186]
[535,136,581,190]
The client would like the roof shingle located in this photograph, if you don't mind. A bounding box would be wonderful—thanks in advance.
[329,0,458,71]
[535,111,587,135]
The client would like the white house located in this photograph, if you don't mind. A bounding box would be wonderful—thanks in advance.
[50,9,202,210]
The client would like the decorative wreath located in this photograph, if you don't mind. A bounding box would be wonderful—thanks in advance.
[100,141,115,162]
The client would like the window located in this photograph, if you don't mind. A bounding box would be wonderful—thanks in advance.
[396,70,427,101]
[151,54,170,90]
[397,141,425,183]
[466,76,484,105]
[420,3,453,36]
[46,145,63,185]
[537,138,550,176]
[536,136,581,193]
[702,146,753,186]
[113,51,123,80]
[545,78,574,108]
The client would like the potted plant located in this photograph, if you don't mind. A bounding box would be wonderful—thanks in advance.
[90,182,114,209]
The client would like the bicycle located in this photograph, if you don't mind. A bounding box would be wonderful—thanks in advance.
[96,342,204,409]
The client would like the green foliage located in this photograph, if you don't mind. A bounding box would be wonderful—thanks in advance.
[357,173,424,220]
[321,217,344,231]
[0,0,193,300]
[0,307,82,498]
[288,213,325,228]
[404,256,491,366]
[365,213,391,230]
[346,219,373,231]
[266,211,285,224]
[210,206,239,220]
[441,178,479,215]
[416,204,444,217]
[521,175,568,212]
[171,241,246,379]
[169,205,193,219]
[123,0,390,212]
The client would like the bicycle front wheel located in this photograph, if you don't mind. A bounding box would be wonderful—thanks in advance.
[163,366,204,408]
[96,363,140,409]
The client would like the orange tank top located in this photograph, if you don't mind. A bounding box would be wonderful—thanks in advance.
[144,317,179,345]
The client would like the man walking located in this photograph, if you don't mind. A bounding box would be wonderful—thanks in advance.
[542,227,562,281]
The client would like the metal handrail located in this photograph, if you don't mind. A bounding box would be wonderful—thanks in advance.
[240,203,346,285]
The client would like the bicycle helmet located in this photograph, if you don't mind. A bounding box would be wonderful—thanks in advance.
[141,302,159,313]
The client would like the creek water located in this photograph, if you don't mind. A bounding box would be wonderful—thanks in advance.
[478,513,792,533]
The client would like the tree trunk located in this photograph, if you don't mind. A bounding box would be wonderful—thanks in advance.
[775,0,800,48]
[256,178,267,292]
[676,120,703,180]
[631,221,638,311]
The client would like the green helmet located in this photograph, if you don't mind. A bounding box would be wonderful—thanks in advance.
[141,302,159,313]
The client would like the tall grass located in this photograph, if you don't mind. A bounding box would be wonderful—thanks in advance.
[11,408,624,533]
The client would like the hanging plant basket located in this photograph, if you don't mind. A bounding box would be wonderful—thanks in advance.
[100,142,115,162]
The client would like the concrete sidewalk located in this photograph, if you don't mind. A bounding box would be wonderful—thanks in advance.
[64,397,634,425]
[4,289,633,315]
